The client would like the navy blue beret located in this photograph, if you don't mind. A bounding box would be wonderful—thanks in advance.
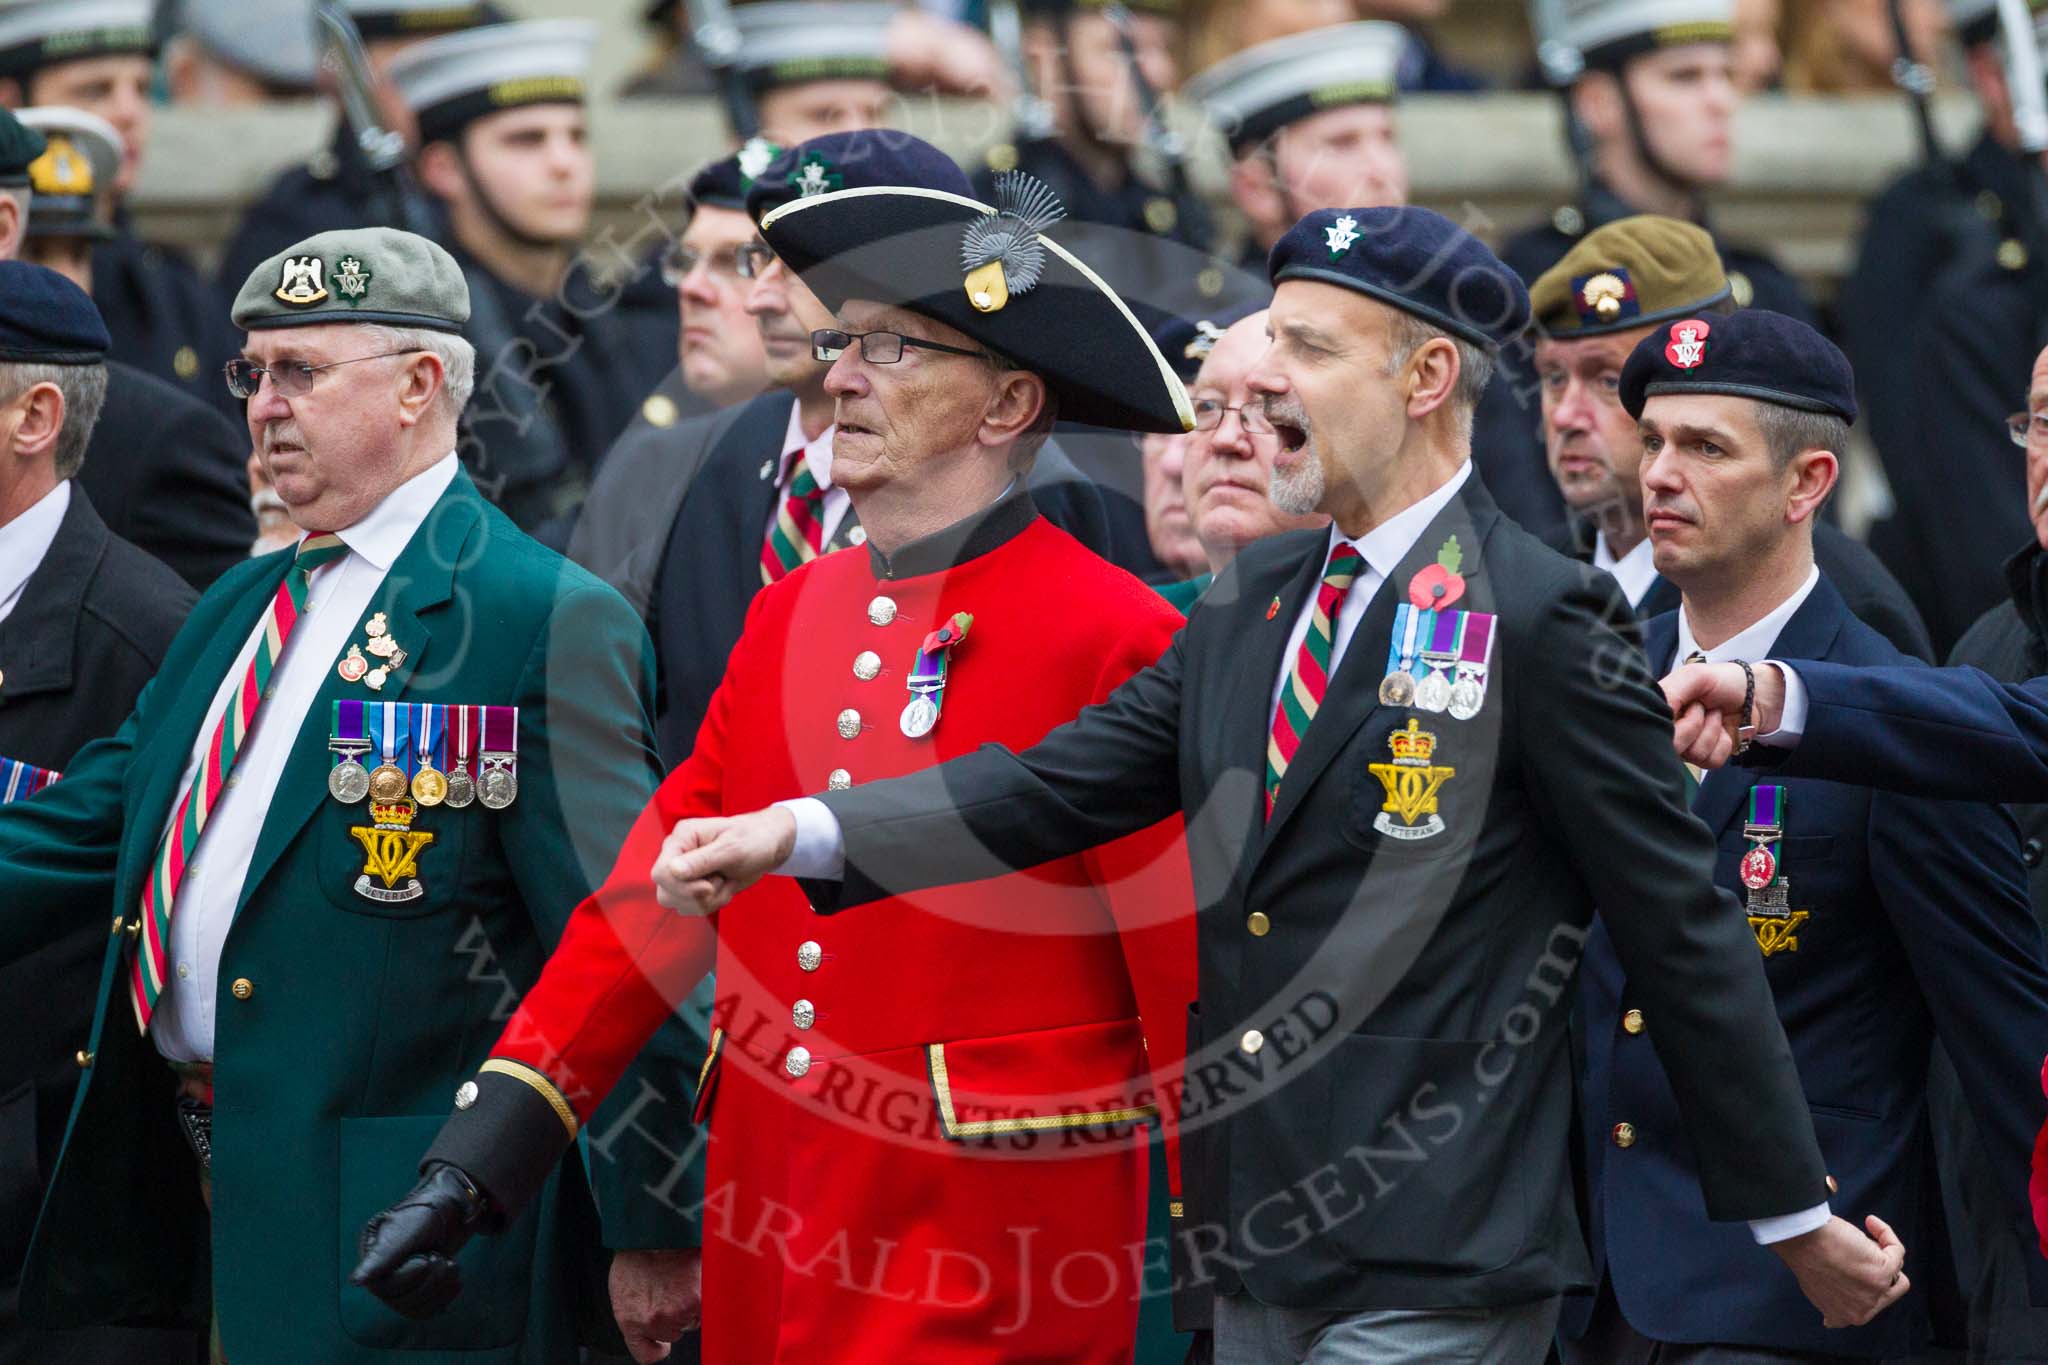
[1619,309,1856,424]
[746,130,972,225]
[688,137,783,213]
[0,260,109,363]
[1268,206,1530,350]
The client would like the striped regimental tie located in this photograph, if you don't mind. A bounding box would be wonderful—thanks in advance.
[1265,542,1367,817]
[129,533,350,1032]
[761,451,828,585]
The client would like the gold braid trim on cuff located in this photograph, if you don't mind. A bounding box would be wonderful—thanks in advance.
[479,1059,579,1140]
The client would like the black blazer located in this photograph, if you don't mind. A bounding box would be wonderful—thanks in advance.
[0,490,191,1317]
[810,473,1829,1310]
[1548,516,1934,661]
[1569,578,2048,1356]
[76,362,255,593]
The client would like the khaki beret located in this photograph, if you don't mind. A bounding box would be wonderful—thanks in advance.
[1528,214,1731,340]
[232,227,471,335]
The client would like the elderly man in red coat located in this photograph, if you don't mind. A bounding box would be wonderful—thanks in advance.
[352,132,1202,1363]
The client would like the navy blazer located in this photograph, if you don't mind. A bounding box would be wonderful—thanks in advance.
[1574,576,2048,1355]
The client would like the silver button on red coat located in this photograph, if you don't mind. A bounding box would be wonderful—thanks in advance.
[785,1046,813,1078]
[867,596,897,626]
[827,768,852,790]
[853,651,881,681]
[797,940,823,971]
[792,999,816,1030]
[836,709,862,740]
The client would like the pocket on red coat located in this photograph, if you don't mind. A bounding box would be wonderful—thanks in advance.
[924,1015,1157,1142]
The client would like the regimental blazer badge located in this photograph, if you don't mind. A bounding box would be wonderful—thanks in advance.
[1369,719,1455,841]
[350,796,435,903]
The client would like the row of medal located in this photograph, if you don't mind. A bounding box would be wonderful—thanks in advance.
[327,699,519,810]
[0,754,59,806]
[1377,603,1496,720]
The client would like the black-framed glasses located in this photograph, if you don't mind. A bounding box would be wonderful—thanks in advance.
[1191,395,1277,435]
[736,241,777,280]
[660,242,751,287]
[224,350,422,399]
[2009,411,2048,448]
[811,328,993,365]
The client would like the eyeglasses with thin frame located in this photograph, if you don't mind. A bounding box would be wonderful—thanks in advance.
[661,242,751,287]
[736,241,777,280]
[224,350,423,400]
[811,328,994,365]
[1191,395,1277,435]
[2009,411,2048,448]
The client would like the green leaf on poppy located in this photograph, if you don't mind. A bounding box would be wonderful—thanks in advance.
[1436,535,1463,575]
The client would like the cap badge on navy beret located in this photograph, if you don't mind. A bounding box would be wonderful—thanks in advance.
[1665,318,1710,370]
[792,151,843,197]
[962,172,1066,314]
[1186,319,1227,361]
[1576,270,1637,324]
[1324,213,1362,259]
[276,256,330,307]
[737,136,778,184]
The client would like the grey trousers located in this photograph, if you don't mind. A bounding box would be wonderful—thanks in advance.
[1212,1292,1561,1364]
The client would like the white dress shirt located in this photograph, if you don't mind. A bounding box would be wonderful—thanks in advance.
[150,453,459,1062]
[0,480,70,626]
[767,404,852,551]
[1592,533,1660,611]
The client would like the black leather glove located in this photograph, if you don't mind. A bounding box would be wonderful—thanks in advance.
[351,1161,492,1319]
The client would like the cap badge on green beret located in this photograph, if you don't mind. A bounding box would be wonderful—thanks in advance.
[276,255,330,306]
[962,172,1065,314]
[1575,269,1638,325]
[1185,319,1227,362]
[1324,213,1361,259]
[792,151,843,198]
[1666,318,1710,370]
[737,135,778,184]
[335,255,373,303]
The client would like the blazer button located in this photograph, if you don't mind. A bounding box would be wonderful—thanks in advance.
[1622,1008,1645,1035]
[1612,1122,1636,1149]
[2026,838,2043,868]
[1240,1029,1265,1055]
[1826,1174,1839,1194]
[75,1049,93,1069]
[230,978,254,1001]
[1246,911,1271,936]
[110,915,125,938]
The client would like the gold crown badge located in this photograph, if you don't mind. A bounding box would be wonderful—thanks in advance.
[1388,718,1436,764]
[368,797,419,829]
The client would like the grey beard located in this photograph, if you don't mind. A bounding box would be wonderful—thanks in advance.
[1269,445,1325,517]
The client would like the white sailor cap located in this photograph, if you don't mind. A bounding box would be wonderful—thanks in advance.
[175,0,320,93]
[730,2,894,92]
[14,104,120,240]
[1184,22,1406,155]
[0,0,154,81]
[1556,0,1732,70]
[387,18,594,144]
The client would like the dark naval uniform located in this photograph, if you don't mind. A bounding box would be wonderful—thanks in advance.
[91,211,243,423]
[79,361,256,592]
[215,126,382,310]
[1562,577,2048,1361]
[0,489,196,1365]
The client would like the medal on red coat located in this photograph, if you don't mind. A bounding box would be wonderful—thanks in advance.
[1741,784,1807,955]
[902,612,972,739]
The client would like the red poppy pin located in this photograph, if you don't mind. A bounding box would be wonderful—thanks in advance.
[1408,535,1466,611]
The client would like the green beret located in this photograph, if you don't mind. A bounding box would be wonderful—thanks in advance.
[1528,214,1731,340]
[0,106,46,188]
[231,227,471,335]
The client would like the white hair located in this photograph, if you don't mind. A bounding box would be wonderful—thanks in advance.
[358,324,476,418]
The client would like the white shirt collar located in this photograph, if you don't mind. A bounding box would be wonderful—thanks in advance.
[1329,460,1474,581]
[0,480,71,621]
[1675,565,1822,665]
[1592,533,1660,609]
[780,402,838,491]
[329,452,460,573]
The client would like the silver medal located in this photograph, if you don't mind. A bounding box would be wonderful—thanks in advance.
[1448,676,1484,721]
[900,693,939,739]
[328,758,370,804]
[1414,669,1451,713]
[444,766,477,808]
[479,754,518,810]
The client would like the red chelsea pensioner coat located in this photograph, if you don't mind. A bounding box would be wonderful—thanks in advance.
[489,492,1198,1363]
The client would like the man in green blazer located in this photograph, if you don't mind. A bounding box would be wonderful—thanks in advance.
[0,226,660,1362]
